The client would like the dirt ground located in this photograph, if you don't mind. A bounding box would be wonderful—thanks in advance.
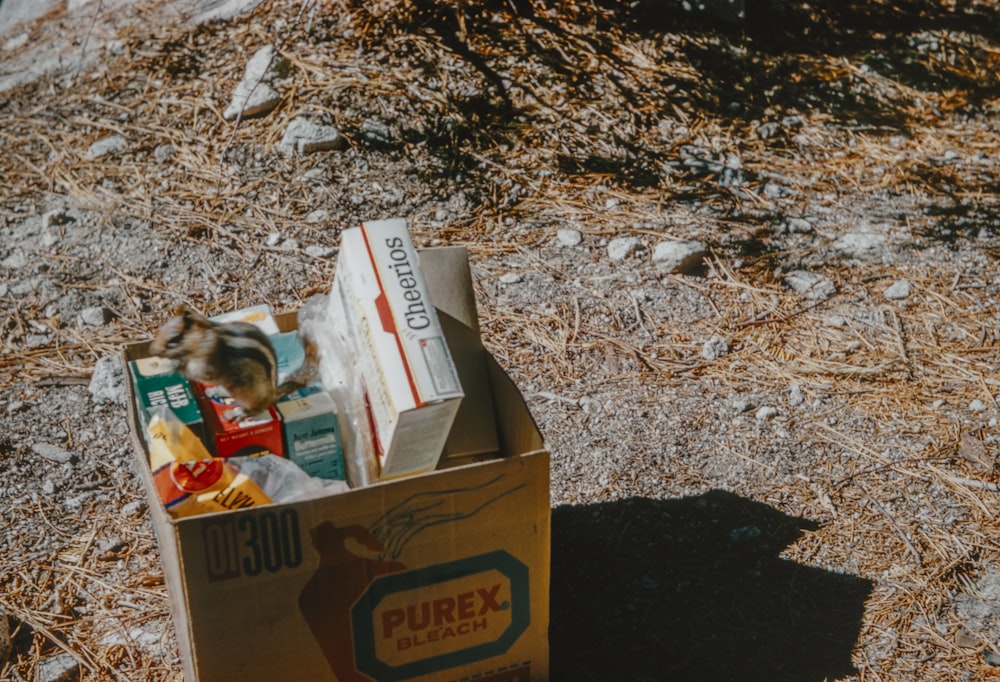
[3,1,1000,680]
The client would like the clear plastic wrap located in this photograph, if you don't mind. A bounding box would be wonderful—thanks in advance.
[298,294,377,487]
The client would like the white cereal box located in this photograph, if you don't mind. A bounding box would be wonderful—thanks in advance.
[330,218,464,479]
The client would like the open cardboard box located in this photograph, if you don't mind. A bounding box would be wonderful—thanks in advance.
[124,247,551,682]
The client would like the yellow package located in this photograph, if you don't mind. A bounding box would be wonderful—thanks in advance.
[148,408,272,518]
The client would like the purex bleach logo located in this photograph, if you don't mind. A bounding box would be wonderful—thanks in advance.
[351,550,530,681]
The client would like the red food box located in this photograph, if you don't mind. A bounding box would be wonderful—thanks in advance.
[193,382,285,459]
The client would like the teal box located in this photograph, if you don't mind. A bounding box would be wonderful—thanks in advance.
[128,357,206,446]
[276,384,345,480]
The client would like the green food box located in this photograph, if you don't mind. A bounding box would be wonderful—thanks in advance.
[128,356,206,447]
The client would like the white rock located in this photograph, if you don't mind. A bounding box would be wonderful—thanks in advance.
[756,406,778,421]
[784,270,836,300]
[607,237,643,261]
[499,273,523,284]
[701,336,729,361]
[193,0,266,22]
[883,279,911,300]
[279,118,343,155]
[784,217,813,233]
[970,399,988,412]
[1,251,27,269]
[265,232,282,246]
[85,134,126,160]
[88,354,127,406]
[305,245,336,258]
[306,209,329,224]
[79,306,111,327]
[834,231,887,259]
[789,384,804,407]
[32,443,73,463]
[243,45,287,84]
[153,144,175,162]
[557,229,582,247]
[223,79,279,120]
[37,652,79,682]
[763,182,793,198]
[652,240,707,274]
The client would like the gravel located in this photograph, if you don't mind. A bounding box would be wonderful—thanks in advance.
[3,1,1000,681]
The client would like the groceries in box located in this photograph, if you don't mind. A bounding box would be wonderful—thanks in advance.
[137,218,470,516]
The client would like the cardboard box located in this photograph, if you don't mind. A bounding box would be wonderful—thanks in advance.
[331,219,464,480]
[124,246,550,682]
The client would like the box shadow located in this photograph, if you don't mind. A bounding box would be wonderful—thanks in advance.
[550,489,873,682]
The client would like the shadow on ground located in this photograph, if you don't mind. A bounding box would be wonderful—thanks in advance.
[550,490,872,682]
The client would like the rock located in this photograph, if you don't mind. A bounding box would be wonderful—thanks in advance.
[783,217,813,234]
[756,406,778,421]
[701,336,729,361]
[153,143,175,162]
[265,232,282,246]
[834,231,887,259]
[733,398,754,414]
[607,237,643,261]
[883,279,911,300]
[244,45,288,84]
[763,182,793,198]
[106,39,125,56]
[89,354,127,406]
[361,118,392,145]
[85,134,126,160]
[499,273,523,284]
[121,500,146,516]
[223,46,286,121]
[305,209,329,224]
[784,270,836,300]
[279,118,343,155]
[789,383,804,407]
[79,306,113,327]
[954,626,979,648]
[223,79,279,120]
[32,442,73,463]
[193,0,266,23]
[1,250,27,269]
[986,650,1000,667]
[970,399,988,412]
[652,240,707,274]
[757,121,781,139]
[38,652,80,682]
[305,245,336,258]
[557,229,582,247]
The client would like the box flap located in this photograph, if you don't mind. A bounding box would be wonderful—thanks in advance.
[418,246,480,335]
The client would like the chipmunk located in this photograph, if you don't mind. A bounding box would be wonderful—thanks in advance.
[149,304,318,422]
